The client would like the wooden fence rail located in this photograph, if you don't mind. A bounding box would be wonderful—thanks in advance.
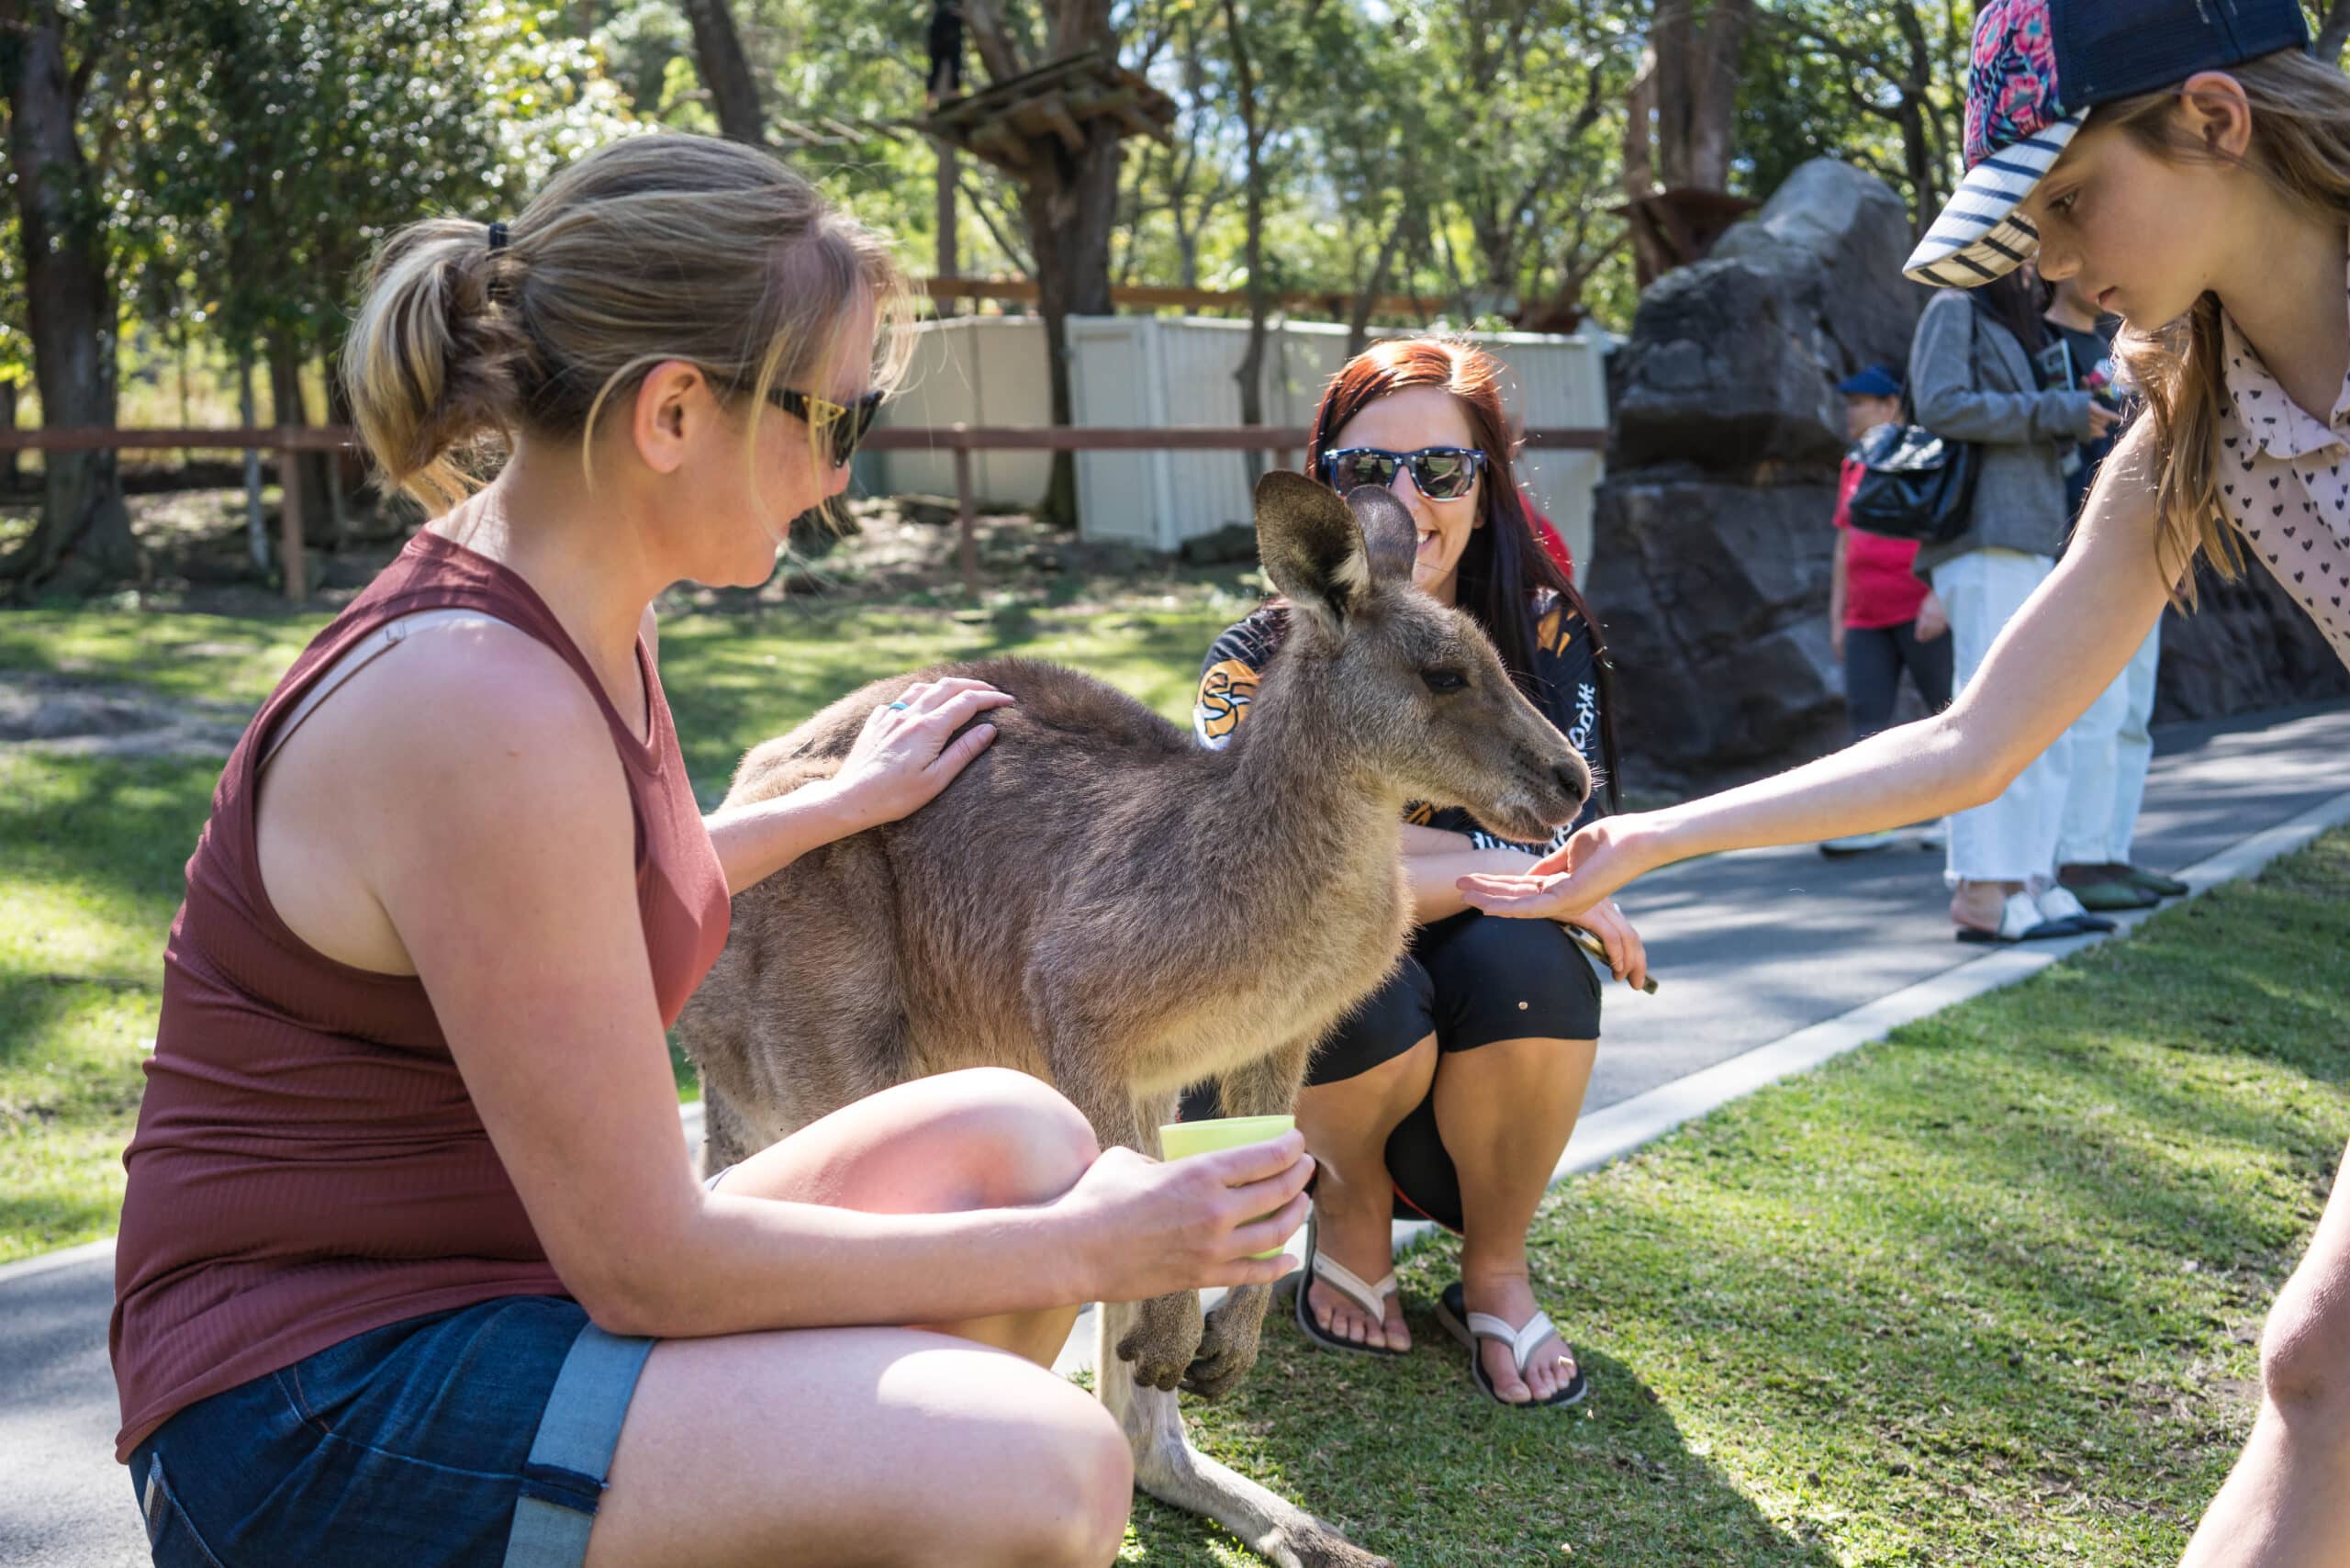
[0,422,1606,599]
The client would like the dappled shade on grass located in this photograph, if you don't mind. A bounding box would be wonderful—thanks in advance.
[1131,834,2350,1565]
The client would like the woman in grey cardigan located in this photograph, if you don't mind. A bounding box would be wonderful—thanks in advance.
[1907,268,2123,942]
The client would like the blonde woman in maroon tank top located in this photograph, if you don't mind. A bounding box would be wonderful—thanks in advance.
[110,136,1311,1568]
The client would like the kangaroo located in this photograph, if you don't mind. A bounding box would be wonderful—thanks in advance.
[677,471,1590,1568]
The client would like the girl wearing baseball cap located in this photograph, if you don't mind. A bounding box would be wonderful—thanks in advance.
[1462,3,2350,1560]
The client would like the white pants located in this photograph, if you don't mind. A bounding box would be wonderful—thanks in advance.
[2057,621,2161,867]
[1932,549,2068,885]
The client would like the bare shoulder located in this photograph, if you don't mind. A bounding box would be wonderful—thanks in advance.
[351,616,615,778]
[254,615,632,974]
[282,621,634,850]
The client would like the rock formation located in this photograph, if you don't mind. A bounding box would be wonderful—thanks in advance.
[1588,159,1925,782]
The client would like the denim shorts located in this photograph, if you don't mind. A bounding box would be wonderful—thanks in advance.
[129,1295,654,1568]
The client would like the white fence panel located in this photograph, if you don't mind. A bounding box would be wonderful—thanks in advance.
[869,315,1608,566]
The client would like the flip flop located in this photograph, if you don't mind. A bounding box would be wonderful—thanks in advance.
[2033,886,2117,934]
[1437,1280,1588,1408]
[1292,1208,1404,1358]
[2124,865,2190,899]
[2063,878,2162,912]
[1954,890,2077,945]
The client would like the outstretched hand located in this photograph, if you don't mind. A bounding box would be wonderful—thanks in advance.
[1457,816,1651,924]
[831,677,1015,830]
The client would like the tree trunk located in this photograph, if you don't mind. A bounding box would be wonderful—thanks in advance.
[680,0,765,146]
[2322,0,2350,64]
[934,139,959,293]
[239,349,267,568]
[1222,0,1270,480]
[1650,1,1694,188]
[1642,0,1752,195]
[0,1,137,596]
[1346,209,1408,359]
[961,0,1123,528]
[1622,49,1674,286]
[0,379,17,489]
[1019,123,1122,529]
[1684,0,1753,192]
[267,333,335,549]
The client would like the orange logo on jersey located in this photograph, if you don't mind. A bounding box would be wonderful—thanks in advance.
[1196,659,1258,743]
[1537,602,1575,655]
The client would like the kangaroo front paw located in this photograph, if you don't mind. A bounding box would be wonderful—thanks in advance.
[1115,1291,1204,1392]
[1181,1282,1271,1400]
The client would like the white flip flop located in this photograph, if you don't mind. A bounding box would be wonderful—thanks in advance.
[1292,1209,1404,1358]
[1437,1280,1588,1408]
[1955,890,2076,945]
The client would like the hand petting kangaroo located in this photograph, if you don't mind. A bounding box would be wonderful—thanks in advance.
[677,471,1590,1568]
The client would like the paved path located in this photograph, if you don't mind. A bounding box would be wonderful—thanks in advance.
[7,702,2347,1567]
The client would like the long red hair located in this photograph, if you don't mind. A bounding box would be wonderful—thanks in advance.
[1305,338,1621,810]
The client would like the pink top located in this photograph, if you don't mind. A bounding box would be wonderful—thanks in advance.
[1833,458,1932,629]
[110,530,731,1461]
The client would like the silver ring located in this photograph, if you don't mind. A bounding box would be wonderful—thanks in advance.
[887,700,912,711]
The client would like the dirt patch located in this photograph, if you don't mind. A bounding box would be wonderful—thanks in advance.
[0,672,251,759]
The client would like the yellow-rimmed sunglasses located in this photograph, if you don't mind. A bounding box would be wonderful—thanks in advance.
[767,386,884,469]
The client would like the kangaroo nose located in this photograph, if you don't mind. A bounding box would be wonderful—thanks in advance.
[1554,758,1590,801]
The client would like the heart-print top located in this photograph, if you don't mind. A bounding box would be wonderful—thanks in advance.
[2215,269,2350,669]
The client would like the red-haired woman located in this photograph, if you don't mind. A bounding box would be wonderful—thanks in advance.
[1186,339,1643,1407]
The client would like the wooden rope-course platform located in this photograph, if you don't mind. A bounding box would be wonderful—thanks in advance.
[916,48,1174,178]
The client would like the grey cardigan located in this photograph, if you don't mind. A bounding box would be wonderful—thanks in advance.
[1906,288,2098,577]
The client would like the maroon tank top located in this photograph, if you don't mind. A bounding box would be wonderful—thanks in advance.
[110,529,730,1461]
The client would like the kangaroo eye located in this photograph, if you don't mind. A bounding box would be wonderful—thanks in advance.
[1420,667,1468,694]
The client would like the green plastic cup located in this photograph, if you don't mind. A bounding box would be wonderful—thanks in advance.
[1157,1114,1299,1260]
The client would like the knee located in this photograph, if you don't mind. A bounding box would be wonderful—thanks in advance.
[1049,1406,1136,1568]
[964,1397,1131,1568]
[926,1067,1101,1208]
[2259,1272,2350,1423]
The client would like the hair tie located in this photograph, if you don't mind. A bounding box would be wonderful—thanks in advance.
[487,220,509,254]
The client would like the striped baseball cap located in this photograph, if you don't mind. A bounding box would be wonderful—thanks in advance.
[1905,0,2311,287]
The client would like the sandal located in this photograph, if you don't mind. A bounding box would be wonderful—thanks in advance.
[2123,864,2189,899]
[1437,1280,1589,1408]
[1955,890,2078,945]
[1292,1208,1404,1358]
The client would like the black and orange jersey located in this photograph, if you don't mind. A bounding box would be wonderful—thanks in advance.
[1193,592,1609,855]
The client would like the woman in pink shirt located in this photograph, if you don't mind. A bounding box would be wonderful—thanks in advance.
[1823,366,1953,854]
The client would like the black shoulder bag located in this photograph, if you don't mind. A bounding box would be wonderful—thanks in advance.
[1844,299,1986,545]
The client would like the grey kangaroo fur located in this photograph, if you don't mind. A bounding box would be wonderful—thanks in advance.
[677,472,1589,1568]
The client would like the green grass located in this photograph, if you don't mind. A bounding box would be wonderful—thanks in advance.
[0,597,1239,1261]
[0,608,330,704]
[0,750,221,1259]
[1118,832,2350,1565]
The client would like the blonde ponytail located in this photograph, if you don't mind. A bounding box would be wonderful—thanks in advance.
[343,218,532,513]
[343,134,913,514]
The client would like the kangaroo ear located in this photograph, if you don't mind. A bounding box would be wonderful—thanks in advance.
[1255,471,1371,626]
[1347,486,1419,584]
